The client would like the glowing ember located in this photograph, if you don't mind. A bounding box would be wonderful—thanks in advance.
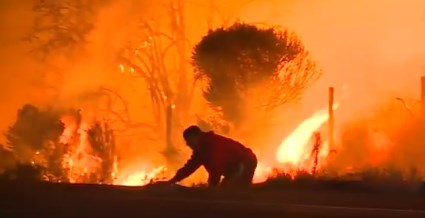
[114,166,166,186]
[276,103,339,169]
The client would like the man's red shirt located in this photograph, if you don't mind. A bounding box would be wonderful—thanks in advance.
[172,131,256,186]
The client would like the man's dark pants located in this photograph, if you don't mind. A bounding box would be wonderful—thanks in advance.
[222,153,258,187]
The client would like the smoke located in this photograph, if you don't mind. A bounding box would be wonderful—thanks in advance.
[0,0,35,143]
[237,0,425,173]
[240,0,425,118]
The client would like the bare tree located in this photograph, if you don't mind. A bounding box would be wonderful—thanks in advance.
[24,0,106,92]
[20,0,142,182]
[118,0,192,167]
[97,87,158,133]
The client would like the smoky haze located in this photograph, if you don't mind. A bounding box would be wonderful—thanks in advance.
[1,0,425,177]
[239,0,425,120]
[0,0,34,143]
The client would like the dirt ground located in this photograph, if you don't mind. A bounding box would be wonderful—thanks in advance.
[1,181,425,218]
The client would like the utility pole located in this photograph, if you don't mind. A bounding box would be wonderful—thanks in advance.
[328,87,335,149]
[421,76,425,115]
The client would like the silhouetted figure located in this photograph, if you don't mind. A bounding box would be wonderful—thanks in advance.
[168,125,257,188]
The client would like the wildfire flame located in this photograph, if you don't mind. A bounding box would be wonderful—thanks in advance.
[276,103,339,170]
[48,101,341,185]
[114,166,167,186]
[60,114,103,183]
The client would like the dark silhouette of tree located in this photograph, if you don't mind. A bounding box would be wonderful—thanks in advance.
[5,105,64,153]
[4,104,120,183]
[25,0,105,61]
[24,0,107,93]
[0,146,15,173]
[192,23,320,125]
[4,104,67,181]
[26,1,150,134]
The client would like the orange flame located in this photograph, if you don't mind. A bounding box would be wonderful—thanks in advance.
[276,103,339,170]
[114,166,167,186]
[60,114,102,183]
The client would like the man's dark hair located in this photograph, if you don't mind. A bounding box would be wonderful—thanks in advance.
[183,125,202,140]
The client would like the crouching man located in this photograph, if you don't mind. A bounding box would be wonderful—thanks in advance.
[168,125,258,188]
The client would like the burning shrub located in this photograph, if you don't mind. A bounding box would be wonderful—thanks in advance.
[87,121,116,184]
[60,117,117,184]
[5,104,67,181]
[5,104,64,152]
[3,104,118,184]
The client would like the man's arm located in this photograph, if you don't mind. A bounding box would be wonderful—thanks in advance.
[169,154,201,183]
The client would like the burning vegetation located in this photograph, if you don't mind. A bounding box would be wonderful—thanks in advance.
[1,0,425,187]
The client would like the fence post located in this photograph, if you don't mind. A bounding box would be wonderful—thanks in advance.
[421,77,425,115]
[328,87,335,149]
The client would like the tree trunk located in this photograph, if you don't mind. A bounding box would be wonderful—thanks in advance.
[164,105,179,168]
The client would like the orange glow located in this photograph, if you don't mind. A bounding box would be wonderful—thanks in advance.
[113,166,166,186]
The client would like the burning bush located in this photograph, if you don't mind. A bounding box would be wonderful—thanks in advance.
[87,121,116,184]
[59,115,117,184]
[2,104,117,184]
[4,104,66,181]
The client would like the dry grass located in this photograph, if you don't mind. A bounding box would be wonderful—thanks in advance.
[256,167,424,193]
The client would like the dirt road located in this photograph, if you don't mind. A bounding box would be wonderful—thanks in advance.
[1,181,424,218]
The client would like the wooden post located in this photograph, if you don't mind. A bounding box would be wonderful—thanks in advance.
[328,87,335,149]
[421,76,425,115]
[164,104,178,167]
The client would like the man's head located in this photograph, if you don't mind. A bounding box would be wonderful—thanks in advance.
[183,125,203,149]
